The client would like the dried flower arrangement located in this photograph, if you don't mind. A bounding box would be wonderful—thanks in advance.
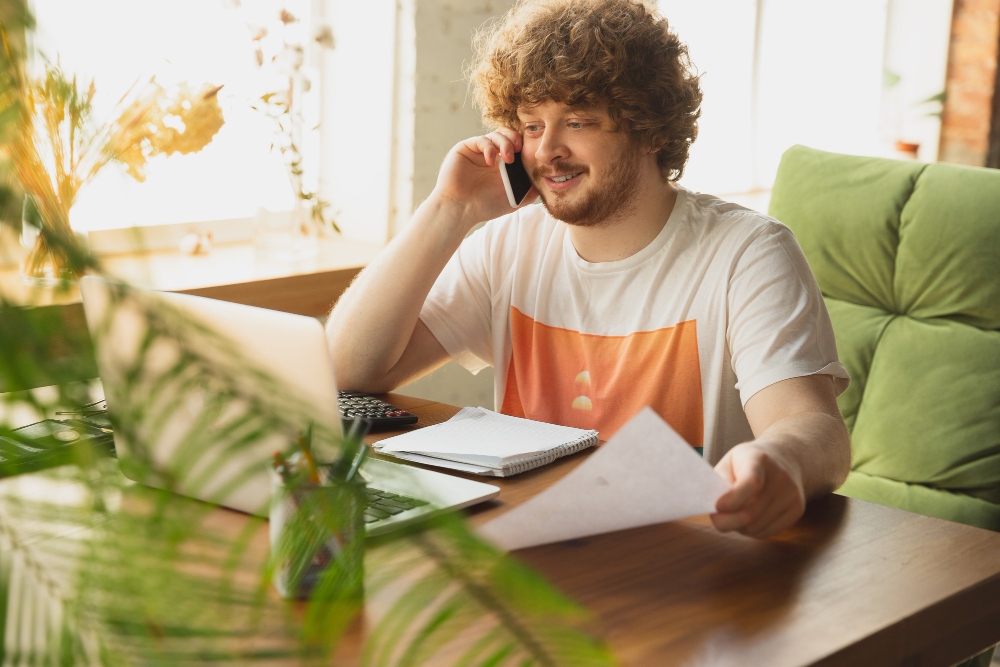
[0,24,225,284]
[240,3,340,234]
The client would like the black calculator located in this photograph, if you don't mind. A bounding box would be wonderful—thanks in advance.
[337,391,418,431]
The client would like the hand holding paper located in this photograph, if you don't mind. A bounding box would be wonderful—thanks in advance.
[478,407,731,551]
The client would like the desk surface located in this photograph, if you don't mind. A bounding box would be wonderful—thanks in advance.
[0,236,382,392]
[371,395,1000,667]
[2,395,999,666]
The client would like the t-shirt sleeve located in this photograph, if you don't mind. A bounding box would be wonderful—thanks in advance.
[418,224,496,374]
[727,221,850,406]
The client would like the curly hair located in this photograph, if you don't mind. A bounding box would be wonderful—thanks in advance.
[470,0,702,181]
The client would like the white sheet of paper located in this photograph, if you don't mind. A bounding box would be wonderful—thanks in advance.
[477,407,732,551]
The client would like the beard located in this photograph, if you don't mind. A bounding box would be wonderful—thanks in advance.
[530,140,643,227]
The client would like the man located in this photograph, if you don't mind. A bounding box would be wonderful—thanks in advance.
[326,0,851,538]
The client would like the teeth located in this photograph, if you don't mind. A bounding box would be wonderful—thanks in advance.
[551,173,577,183]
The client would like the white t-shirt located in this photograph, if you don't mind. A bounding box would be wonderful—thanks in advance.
[419,187,849,463]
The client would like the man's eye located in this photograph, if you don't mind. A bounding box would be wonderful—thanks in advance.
[569,122,583,129]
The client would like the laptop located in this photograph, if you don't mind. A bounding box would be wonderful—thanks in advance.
[79,276,499,536]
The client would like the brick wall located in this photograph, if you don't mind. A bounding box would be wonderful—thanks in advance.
[938,0,1000,165]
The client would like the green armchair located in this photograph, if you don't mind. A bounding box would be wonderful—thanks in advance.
[769,145,1000,531]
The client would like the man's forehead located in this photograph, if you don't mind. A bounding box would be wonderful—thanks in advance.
[516,102,606,117]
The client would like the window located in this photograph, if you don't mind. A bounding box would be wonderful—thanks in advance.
[30,0,303,233]
[28,1,953,237]
[660,0,951,202]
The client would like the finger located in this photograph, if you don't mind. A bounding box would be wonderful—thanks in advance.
[742,482,805,537]
[714,452,736,485]
[711,509,752,533]
[742,472,805,538]
[478,136,500,167]
[741,497,789,537]
[715,463,765,513]
[715,450,765,513]
[711,494,766,533]
[493,127,523,154]
[460,135,498,166]
[487,131,517,164]
[745,505,802,539]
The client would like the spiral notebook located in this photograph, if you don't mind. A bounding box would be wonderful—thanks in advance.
[374,407,599,477]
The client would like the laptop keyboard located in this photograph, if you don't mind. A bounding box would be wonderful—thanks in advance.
[363,487,428,524]
[0,403,116,477]
[5,406,428,525]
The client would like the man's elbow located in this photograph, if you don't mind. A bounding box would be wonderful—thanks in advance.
[328,350,395,394]
[330,360,397,394]
[325,326,383,393]
[829,413,853,491]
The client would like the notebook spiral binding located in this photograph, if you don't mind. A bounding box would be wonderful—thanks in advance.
[497,431,599,477]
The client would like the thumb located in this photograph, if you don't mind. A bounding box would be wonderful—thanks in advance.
[714,447,765,513]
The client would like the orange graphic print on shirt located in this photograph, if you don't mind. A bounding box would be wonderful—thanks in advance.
[501,307,704,446]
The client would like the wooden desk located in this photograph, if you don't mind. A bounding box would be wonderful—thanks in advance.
[0,236,383,317]
[374,395,1000,667]
[2,396,999,666]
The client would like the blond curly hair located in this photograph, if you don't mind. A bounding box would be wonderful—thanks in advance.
[470,0,702,181]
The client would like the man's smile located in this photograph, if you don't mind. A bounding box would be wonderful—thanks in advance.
[542,172,585,190]
[550,173,579,183]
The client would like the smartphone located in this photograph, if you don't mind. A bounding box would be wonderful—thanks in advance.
[498,152,533,208]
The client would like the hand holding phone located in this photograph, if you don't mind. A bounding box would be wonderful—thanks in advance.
[498,152,534,208]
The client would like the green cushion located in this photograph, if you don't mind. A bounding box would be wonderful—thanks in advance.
[839,471,1000,531]
[770,146,922,312]
[896,163,1000,329]
[850,317,1000,502]
[824,299,894,431]
[770,145,1000,529]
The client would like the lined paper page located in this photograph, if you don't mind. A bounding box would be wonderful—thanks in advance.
[377,407,595,463]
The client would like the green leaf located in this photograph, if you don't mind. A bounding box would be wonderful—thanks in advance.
[397,598,463,667]
[481,641,518,667]
[363,570,452,667]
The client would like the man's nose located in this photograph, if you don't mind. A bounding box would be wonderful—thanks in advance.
[534,128,569,164]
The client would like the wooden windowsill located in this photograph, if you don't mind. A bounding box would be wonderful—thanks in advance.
[0,235,383,318]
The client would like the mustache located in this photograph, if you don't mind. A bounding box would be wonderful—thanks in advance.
[530,162,590,181]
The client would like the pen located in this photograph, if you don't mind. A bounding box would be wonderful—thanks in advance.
[345,440,368,482]
[296,423,320,484]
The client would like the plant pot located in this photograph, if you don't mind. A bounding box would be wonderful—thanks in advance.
[269,473,366,601]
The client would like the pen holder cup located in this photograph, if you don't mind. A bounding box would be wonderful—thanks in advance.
[269,473,366,600]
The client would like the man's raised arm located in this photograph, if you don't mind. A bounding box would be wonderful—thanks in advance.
[325,128,536,393]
